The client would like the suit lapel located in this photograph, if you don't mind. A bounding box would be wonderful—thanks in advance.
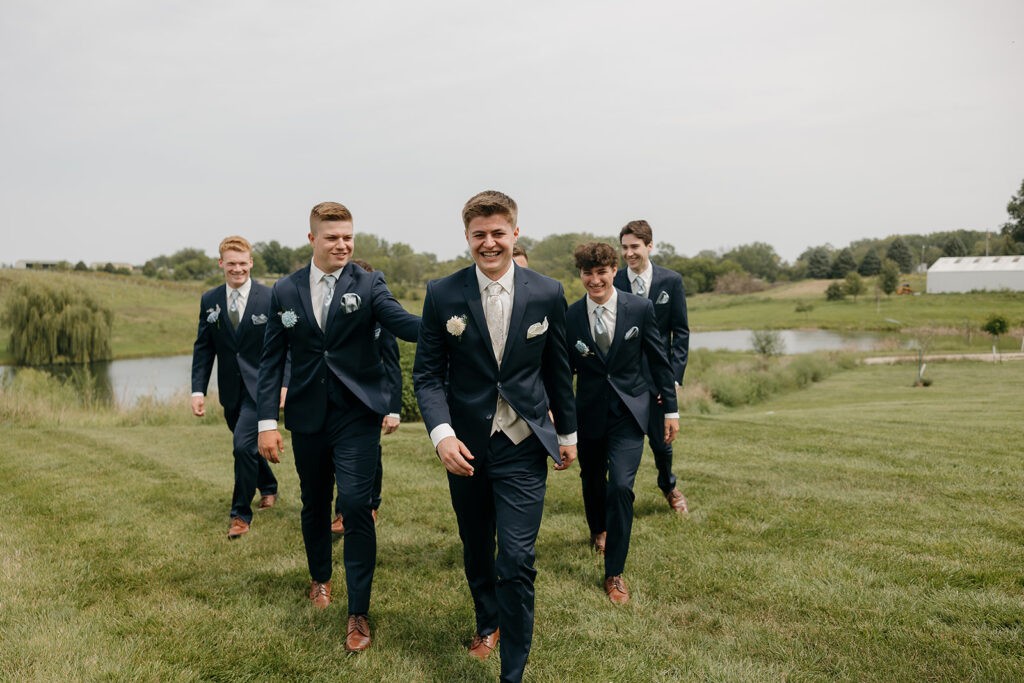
[218,285,239,342]
[462,268,496,369]
[325,263,354,336]
[570,297,601,363]
[502,265,528,362]
[236,283,259,337]
[294,266,322,338]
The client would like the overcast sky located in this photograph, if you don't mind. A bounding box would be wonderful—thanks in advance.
[2,0,1022,266]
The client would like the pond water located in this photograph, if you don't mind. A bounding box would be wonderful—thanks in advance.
[1,329,889,404]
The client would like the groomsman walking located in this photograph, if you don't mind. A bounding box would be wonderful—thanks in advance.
[613,220,690,513]
[413,190,577,683]
[191,236,286,539]
[567,242,678,603]
[256,202,419,652]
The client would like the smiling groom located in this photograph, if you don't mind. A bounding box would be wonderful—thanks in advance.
[413,190,577,683]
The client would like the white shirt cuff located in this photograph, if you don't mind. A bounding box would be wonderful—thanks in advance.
[557,432,577,446]
[664,412,680,419]
[258,420,278,433]
[429,423,456,448]
[387,413,401,420]
[191,392,203,397]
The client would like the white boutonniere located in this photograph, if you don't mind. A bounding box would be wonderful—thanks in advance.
[251,313,268,326]
[341,292,361,313]
[279,309,299,328]
[206,304,221,325]
[655,291,670,305]
[526,317,549,339]
[624,326,639,341]
[446,315,467,340]
[575,339,594,357]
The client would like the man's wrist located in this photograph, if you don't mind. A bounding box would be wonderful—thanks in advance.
[387,413,401,420]
[429,423,456,448]
[191,392,204,397]
[664,412,680,419]
[258,419,278,433]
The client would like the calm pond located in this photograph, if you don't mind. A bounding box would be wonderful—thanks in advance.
[1,329,890,405]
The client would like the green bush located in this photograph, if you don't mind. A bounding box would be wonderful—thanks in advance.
[397,339,421,422]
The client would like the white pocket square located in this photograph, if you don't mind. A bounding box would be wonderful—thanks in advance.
[251,313,268,325]
[526,317,549,339]
[341,292,362,313]
[624,326,639,341]
[655,291,670,305]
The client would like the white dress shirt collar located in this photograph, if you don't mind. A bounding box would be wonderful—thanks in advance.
[627,262,653,291]
[227,277,252,300]
[475,262,515,294]
[310,259,344,284]
[585,287,618,317]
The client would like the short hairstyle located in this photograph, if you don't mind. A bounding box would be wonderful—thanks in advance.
[619,219,653,245]
[351,258,374,272]
[218,236,252,257]
[310,202,353,233]
[512,245,528,260]
[574,242,618,271]
[462,190,517,229]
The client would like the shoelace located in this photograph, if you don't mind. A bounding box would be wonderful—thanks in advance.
[348,615,369,636]
[609,577,626,592]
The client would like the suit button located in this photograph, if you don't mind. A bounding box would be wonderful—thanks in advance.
[485,414,493,420]
[497,382,502,389]
[320,378,325,384]
[323,351,328,357]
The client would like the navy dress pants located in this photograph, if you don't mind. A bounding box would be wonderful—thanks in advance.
[447,432,548,683]
[647,393,677,493]
[578,410,645,577]
[291,402,382,615]
[225,394,277,524]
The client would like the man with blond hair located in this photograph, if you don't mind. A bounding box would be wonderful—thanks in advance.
[191,236,287,539]
[413,190,576,683]
[257,202,419,653]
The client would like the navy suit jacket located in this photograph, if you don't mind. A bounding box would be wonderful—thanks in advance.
[191,281,287,412]
[566,292,677,437]
[613,263,689,384]
[256,263,419,433]
[412,264,576,464]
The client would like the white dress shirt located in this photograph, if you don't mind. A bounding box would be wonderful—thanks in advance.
[627,262,653,298]
[192,277,251,398]
[429,263,577,449]
[310,259,344,328]
[586,289,679,419]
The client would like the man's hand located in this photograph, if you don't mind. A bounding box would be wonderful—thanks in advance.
[554,444,577,471]
[436,436,474,476]
[190,395,205,417]
[664,417,679,445]
[382,415,400,435]
[258,430,285,463]
[279,387,288,409]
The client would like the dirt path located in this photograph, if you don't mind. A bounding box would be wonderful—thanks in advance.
[863,352,1024,365]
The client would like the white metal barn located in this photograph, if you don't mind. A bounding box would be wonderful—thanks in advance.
[926,255,1024,293]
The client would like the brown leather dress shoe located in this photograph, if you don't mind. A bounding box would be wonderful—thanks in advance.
[346,614,371,652]
[590,531,607,555]
[666,488,689,514]
[468,628,499,660]
[605,575,630,605]
[257,494,277,511]
[331,514,345,534]
[227,517,249,539]
[309,580,331,609]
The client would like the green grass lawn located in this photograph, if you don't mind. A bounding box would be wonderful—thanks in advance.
[2,361,1022,680]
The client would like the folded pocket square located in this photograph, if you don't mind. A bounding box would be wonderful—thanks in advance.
[655,291,670,305]
[251,313,268,325]
[624,326,639,340]
[526,317,549,339]
[341,292,362,313]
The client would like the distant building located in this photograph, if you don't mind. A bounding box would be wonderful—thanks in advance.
[926,256,1024,293]
[15,260,62,270]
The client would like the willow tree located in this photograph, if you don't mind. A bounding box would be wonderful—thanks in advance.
[2,281,114,365]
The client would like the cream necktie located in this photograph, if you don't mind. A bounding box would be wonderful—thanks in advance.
[485,281,505,364]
